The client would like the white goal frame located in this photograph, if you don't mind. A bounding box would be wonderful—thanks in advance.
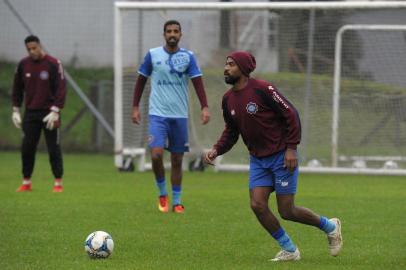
[114,1,406,175]
[332,24,406,168]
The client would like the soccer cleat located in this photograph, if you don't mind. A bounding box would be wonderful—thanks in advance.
[172,204,185,214]
[16,183,32,192]
[327,218,343,256]
[53,185,63,193]
[158,195,169,213]
[270,248,301,262]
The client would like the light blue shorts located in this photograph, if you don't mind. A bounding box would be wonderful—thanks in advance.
[249,150,298,194]
[148,115,189,153]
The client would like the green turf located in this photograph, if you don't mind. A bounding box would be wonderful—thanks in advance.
[0,152,405,270]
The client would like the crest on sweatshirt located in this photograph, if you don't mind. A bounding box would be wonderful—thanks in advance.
[246,102,258,114]
[40,71,49,80]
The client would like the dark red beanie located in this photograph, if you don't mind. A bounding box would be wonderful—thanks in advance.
[228,51,256,76]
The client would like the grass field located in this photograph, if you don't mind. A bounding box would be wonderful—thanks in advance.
[0,151,405,270]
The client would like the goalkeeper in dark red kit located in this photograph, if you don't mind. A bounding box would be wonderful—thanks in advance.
[204,51,342,261]
[11,35,66,192]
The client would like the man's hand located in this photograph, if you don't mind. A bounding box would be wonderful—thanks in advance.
[284,148,298,172]
[43,107,60,130]
[132,106,141,124]
[204,148,218,166]
[11,107,21,129]
[201,107,210,125]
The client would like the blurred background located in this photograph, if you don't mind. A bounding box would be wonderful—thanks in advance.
[1,0,406,169]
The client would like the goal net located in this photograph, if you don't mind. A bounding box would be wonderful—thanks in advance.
[114,1,406,174]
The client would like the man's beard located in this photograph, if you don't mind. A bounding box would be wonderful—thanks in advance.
[224,75,239,85]
[166,38,178,47]
[30,54,41,61]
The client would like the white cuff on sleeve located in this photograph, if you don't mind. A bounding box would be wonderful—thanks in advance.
[50,106,60,113]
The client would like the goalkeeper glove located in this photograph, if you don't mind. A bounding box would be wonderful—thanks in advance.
[43,106,60,130]
[12,107,22,129]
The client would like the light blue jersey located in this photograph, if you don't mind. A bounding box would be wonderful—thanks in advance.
[138,46,202,118]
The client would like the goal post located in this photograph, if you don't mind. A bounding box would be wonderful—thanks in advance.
[114,1,406,175]
[332,24,406,167]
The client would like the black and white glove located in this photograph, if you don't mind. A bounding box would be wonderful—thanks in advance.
[43,106,60,130]
[12,107,22,129]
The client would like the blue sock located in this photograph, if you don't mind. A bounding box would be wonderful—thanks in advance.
[172,185,182,206]
[319,216,336,234]
[271,227,296,252]
[156,177,167,197]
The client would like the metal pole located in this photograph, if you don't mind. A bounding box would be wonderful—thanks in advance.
[332,27,344,167]
[302,6,315,163]
[65,72,114,138]
[220,0,231,48]
[114,4,124,167]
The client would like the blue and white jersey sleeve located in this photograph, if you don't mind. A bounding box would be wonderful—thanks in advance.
[138,52,153,77]
[187,53,202,78]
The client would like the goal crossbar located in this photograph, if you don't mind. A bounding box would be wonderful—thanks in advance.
[115,1,406,10]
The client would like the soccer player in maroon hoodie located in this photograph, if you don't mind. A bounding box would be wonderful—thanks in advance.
[204,51,342,261]
[11,35,66,193]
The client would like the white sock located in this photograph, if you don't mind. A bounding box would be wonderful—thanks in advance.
[22,179,31,185]
[54,179,62,186]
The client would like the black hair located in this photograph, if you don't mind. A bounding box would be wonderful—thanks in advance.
[163,20,181,32]
[24,35,40,44]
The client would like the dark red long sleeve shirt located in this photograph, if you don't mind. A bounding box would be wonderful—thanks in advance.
[213,78,301,158]
[12,54,66,110]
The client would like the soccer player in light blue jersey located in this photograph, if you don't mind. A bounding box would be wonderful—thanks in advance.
[132,20,210,213]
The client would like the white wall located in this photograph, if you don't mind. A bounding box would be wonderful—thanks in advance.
[0,0,117,67]
[0,0,270,67]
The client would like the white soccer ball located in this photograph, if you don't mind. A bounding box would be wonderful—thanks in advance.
[84,231,114,258]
